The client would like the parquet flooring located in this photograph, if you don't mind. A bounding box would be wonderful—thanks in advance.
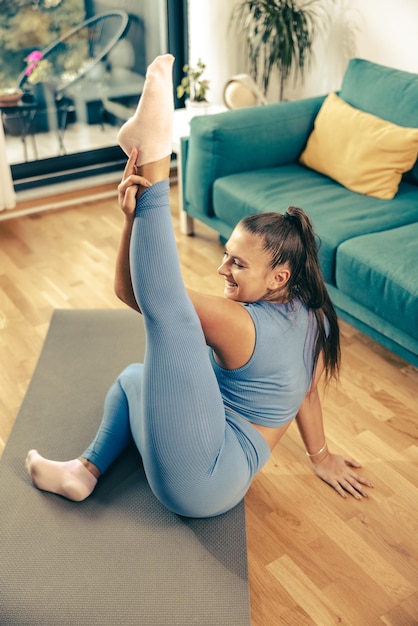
[0,181,417,625]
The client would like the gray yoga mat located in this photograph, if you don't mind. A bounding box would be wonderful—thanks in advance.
[0,309,251,626]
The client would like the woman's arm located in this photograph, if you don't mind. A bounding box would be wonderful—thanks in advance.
[114,148,155,313]
[114,213,142,313]
[296,354,374,499]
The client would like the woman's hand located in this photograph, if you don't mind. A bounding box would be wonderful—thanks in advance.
[117,148,152,216]
[313,452,374,499]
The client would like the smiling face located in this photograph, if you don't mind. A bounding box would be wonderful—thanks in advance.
[217,225,290,303]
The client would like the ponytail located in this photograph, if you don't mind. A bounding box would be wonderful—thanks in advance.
[240,208,341,382]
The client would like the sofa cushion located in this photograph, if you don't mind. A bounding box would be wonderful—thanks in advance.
[340,59,418,127]
[339,58,418,185]
[335,223,418,341]
[212,164,418,284]
[299,93,418,199]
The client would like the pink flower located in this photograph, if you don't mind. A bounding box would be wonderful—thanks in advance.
[25,50,44,76]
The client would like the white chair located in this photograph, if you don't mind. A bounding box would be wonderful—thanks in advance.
[16,11,130,153]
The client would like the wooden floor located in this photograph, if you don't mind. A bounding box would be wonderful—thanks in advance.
[1,181,417,625]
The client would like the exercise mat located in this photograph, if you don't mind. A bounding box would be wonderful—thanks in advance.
[0,310,251,625]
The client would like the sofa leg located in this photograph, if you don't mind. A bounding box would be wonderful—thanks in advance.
[174,155,194,235]
[180,211,194,235]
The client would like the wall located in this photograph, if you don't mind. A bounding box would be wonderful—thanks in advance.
[295,0,418,99]
[350,0,418,74]
[187,0,241,105]
[187,0,418,105]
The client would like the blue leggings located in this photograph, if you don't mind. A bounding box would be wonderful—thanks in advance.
[83,180,270,517]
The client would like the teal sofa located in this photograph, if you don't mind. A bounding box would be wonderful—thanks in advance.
[180,59,418,367]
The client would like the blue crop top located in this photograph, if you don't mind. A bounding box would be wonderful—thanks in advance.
[210,299,320,428]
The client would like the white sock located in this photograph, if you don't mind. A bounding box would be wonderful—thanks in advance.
[25,450,97,502]
[117,54,175,166]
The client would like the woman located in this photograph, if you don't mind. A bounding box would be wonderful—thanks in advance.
[26,55,373,517]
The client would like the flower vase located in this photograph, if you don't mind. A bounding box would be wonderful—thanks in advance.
[185,99,210,121]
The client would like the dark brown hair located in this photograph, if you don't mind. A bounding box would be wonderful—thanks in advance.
[240,208,340,381]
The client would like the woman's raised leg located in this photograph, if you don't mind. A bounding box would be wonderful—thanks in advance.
[120,57,246,517]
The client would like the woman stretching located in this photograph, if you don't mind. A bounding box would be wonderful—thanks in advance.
[26,55,373,517]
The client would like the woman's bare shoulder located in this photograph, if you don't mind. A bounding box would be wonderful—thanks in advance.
[187,289,255,369]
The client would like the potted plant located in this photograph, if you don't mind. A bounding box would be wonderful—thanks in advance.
[230,0,326,101]
[176,58,210,116]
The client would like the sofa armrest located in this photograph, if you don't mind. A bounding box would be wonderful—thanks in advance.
[184,95,326,218]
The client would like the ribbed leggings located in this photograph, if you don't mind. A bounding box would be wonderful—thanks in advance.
[83,180,270,517]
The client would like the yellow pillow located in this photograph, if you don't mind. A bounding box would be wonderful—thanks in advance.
[299,93,418,199]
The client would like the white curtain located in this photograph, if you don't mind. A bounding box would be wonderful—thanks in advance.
[0,118,16,211]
